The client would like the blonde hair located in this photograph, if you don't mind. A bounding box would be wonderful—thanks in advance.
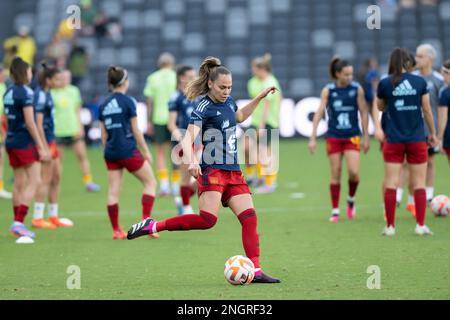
[252,53,272,73]
[185,57,231,100]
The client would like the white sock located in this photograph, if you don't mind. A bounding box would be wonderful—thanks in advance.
[347,196,355,203]
[426,187,434,201]
[160,181,170,191]
[48,203,59,218]
[152,221,158,234]
[396,188,404,203]
[332,208,340,216]
[408,195,414,205]
[33,203,45,219]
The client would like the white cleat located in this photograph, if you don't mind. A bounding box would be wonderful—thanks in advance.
[415,224,433,236]
[0,189,12,199]
[382,225,396,236]
[16,236,35,244]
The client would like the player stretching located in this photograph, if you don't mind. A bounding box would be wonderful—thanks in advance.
[309,57,370,222]
[438,59,450,163]
[99,66,158,240]
[4,57,50,240]
[32,63,73,229]
[376,48,438,236]
[127,57,280,283]
[167,65,201,215]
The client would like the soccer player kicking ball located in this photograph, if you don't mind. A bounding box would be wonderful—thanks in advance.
[128,57,280,284]
[99,66,158,240]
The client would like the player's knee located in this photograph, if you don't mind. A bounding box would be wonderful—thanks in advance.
[199,211,218,229]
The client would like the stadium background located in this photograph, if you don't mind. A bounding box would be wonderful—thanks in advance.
[1,0,449,140]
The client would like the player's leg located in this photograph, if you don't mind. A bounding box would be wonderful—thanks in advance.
[243,129,257,186]
[180,163,195,214]
[131,160,157,221]
[228,194,280,284]
[329,152,343,222]
[32,160,55,229]
[48,157,73,227]
[0,145,12,199]
[107,168,125,239]
[425,154,435,203]
[344,150,360,219]
[409,163,432,235]
[73,139,100,192]
[156,142,171,196]
[384,162,402,232]
[127,191,221,239]
[396,162,407,207]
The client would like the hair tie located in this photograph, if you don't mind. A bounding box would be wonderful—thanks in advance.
[117,69,128,86]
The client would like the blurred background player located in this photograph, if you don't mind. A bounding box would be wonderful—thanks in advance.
[0,65,12,199]
[32,63,73,229]
[309,57,370,223]
[100,66,157,240]
[4,57,50,240]
[358,57,379,121]
[167,65,201,215]
[51,69,101,192]
[143,53,178,197]
[376,48,437,236]
[438,59,450,163]
[127,57,280,284]
[245,54,282,194]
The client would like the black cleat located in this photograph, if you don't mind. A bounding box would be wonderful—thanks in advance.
[252,272,281,284]
[127,218,154,240]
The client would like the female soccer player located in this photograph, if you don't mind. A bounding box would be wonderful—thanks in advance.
[245,54,282,194]
[376,48,438,236]
[0,65,12,199]
[32,63,73,229]
[167,65,200,215]
[438,59,450,163]
[309,57,370,223]
[127,57,280,283]
[99,66,158,240]
[4,57,51,239]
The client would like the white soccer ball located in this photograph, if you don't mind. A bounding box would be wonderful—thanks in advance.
[224,255,255,285]
[430,195,450,217]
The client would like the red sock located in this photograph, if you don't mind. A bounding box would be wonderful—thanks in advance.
[107,204,120,231]
[414,189,426,226]
[142,194,155,220]
[330,184,340,210]
[189,185,196,197]
[384,188,397,227]
[180,186,192,206]
[15,205,28,223]
[13,206,19,221]
[348,179,359,198]
[156,211,217,232]
[238,209,261,270]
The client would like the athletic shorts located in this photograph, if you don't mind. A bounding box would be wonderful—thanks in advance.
[48,141,60,160]
[326,136,361,155]
[383,141,428,164]
[56,136,82,147]
[444,147,450,157]
[6,144,39,168]
[197,168,251,207]
[153,125,172,144]
[105,149,145,172]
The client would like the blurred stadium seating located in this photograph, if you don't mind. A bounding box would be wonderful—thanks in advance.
[1,0,450,102]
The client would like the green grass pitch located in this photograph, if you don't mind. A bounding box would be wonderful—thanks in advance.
[1,139,449,299]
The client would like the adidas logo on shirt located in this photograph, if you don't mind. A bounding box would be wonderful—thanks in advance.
[103,99,123,116]
[393,80,417,96]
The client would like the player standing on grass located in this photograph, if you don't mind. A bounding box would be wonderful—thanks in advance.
[127,57,280,283]
[438,59,450,163]
[31,63,73,229]
[99,66,158,240]
[376,48,438,236]
[309,57,370,223]
[0,65,13,199]
[4,57,50,240]
[167,65,201,215]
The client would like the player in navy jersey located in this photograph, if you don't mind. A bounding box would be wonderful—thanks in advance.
[309,57,370,223]
[99,66,158,240]
[127,57,280,284]
[438,59,450,163]
[32,63,74,229]
[167,65,201,215]
[4,57,51,241]
[376,48,438,236]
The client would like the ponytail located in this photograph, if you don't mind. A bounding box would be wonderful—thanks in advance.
[329,57,350,80]
[38,61,60,88]
[107,65,128,90]
[388,48,409,87]
[185,57,231,100]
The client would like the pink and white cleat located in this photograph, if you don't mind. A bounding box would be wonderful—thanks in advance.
[329,215,340,223]
[346,203,356,219]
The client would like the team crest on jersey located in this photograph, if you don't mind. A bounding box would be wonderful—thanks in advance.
[333,100,343,108]
[222,119,230,130]
[332,92,338,98]
[349,90,356,97]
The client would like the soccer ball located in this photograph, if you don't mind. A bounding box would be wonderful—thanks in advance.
[224,255,255,285]
[430,195,450,217]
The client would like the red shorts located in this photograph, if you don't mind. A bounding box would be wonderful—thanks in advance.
[383,141,428,164]
[105,150,145,172]
[197,168,251,207]
[48,141,60,160]
[444,148,450,157]
[326,137,360,155]
[7,144,39,168]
